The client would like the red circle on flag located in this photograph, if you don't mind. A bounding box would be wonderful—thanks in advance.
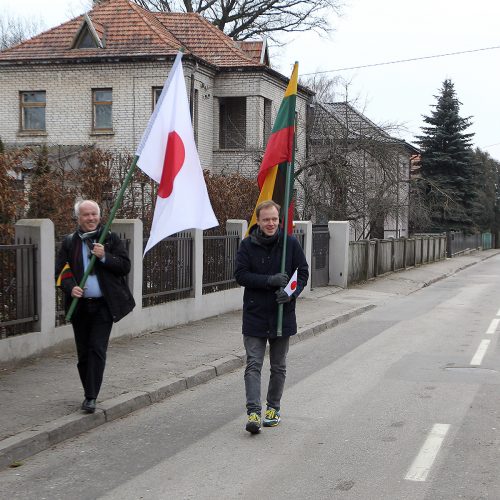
[158,131,185,199]
[291,280,297,291]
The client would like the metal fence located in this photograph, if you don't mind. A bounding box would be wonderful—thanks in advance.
[311,225,330,288]
[0,242,37,338]
[446,232,482,257]
[482,232,494,250]
[348,240,376,283]
[142,232,193,307]
[348,235,447,285]
[202,231,240,294]
[293,227,305,249]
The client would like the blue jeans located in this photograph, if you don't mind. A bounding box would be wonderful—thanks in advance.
[243,335,290,415]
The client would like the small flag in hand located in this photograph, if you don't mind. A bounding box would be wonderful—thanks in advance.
[283,268,298,296]
[56,262,73,287]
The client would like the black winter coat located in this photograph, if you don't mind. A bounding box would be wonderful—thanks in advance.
[234,226,309,338]
[55,230,135,323]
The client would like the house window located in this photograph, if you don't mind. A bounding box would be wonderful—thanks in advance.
[75,28,97,49]
[152,86,162,109]
[92,88,112,131]
[263,98,272,145]
[20,91,46,131]
[219,97,246,149]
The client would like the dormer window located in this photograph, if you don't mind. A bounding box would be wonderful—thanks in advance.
[71,13,105,49]
[75,27,99,49]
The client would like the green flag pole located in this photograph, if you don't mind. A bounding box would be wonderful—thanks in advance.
[276,79,298,336]
[65,155,139,322]
[276,158,294,336]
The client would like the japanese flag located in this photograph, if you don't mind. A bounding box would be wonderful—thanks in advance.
[136,52,218,255]
[284,268,298,296]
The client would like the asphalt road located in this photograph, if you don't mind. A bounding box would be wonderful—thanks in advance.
[3,256,500,499]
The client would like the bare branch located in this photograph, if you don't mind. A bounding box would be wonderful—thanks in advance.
[131,0,341,42]
[0,14,44,51]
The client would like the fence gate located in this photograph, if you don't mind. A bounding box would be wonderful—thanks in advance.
[311,225,329,288]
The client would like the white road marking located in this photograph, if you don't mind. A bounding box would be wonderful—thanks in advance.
[470,339,491,365]
[405,423,450,482]
[486,318,500,334]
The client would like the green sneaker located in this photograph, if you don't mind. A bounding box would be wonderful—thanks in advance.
[263,407,280,427]
[246,412,261,434]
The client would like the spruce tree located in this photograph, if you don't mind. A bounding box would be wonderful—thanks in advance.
[471,148,500,231]
[417,79,475,232]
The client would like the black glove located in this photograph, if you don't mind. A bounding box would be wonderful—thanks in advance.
[267,273,289,288]
[275,288,292,304]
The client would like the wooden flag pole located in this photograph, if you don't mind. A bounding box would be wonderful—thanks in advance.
[65,155,139,322]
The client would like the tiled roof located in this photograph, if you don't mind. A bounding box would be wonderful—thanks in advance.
[310,101,396,144]
[155,12,259,68]
[237,41,267,64]
[325,102,393,141]
[310,102,419,153]
[0,0,260,69]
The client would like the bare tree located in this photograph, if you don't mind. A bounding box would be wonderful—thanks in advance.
[132,0,341,42]
[0,142,29,243]
[0,14,43,51]
[296,78,414,239]
[2,142,260,239]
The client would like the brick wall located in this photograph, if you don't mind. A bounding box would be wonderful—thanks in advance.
[212,71,309,178]
[0,61,309,177]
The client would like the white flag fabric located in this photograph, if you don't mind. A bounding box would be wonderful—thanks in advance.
[137,52,218,255]
[284,268,298,296]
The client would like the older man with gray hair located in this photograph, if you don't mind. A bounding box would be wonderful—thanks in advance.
[55,200,135,413]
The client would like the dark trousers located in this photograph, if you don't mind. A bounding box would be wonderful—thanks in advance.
[243,335,290,415]
[71,298,113,400]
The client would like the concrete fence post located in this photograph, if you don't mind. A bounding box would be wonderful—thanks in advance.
[226,219,248,241]
[192,228,204,299]
[111,219,143,311]
[15,219,55,335]
[364,240,370,281]
[403,238,408,269]
[328,221,349,288]
[391,239,395,271]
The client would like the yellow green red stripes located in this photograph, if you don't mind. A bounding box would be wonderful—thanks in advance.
[248,63,298,234]
[257,63,298,189]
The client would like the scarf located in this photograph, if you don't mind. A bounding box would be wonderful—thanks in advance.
[252,226,281,247]
[77,226,102,274]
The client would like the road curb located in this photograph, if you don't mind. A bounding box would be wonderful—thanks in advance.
[0,302,376,470]
[422,252,500,288]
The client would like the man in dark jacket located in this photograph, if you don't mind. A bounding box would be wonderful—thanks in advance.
[235,200,309,433]
[55,200,135,413]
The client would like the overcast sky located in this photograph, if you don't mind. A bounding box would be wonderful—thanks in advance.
[2,0,499,160]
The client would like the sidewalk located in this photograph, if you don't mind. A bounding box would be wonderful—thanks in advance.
[1,250,499,468]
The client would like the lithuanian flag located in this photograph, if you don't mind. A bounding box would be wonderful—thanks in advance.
[248,63,298,234]
[56,262,73,287]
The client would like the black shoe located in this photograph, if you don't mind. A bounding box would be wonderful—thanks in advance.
[81,398,96,413]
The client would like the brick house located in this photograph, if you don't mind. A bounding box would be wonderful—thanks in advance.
[0,0,312,178]
[307,101,419,239]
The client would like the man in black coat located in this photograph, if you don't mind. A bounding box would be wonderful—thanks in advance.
[235,200,309,433]
[55,200,135,413]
